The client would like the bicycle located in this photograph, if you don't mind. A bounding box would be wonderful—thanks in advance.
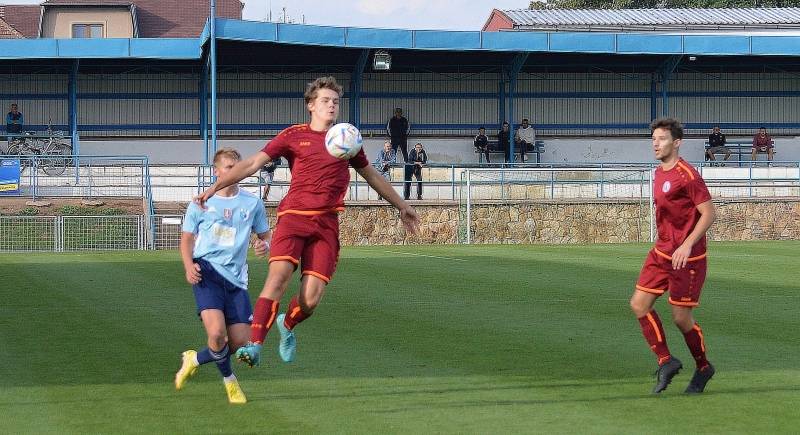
[5,125,73,176]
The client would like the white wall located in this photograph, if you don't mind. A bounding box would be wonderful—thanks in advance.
[78,136,799,165]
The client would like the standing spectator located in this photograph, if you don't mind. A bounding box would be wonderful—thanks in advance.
[497,121,511,163]
[386,107,410,163]
[514,118,535,162]
[751,126,774,161]
[474,126,490,163]
[6,103,23,138]
[374,140,396,181]
[404,142,427,200]
[705,126,730,165]
[259,157,281,201]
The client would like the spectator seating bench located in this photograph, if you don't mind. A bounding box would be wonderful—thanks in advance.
[476,140,545,163]
[705,140,774,166]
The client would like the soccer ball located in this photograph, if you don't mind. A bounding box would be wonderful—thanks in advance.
[325,123,363,159]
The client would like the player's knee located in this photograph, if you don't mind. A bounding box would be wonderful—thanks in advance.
[629,297,647,316]
[299,297,317,314]
[671,312,693,332]
[207,332,227,350]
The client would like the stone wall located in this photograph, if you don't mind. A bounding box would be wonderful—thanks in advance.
[331,198,800,245]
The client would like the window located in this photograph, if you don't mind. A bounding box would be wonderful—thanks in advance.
[72,24,104,38]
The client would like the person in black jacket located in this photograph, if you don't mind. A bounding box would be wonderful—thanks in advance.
[404,142,427,200]
[386,107,410,163]
[497,121,510,163]
[474,126,490,163]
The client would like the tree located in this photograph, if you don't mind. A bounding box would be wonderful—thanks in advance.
[530,0,800,8]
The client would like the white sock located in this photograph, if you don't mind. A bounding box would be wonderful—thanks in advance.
[223,374,237,383]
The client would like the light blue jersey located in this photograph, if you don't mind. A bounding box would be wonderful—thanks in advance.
[182,190,269,289]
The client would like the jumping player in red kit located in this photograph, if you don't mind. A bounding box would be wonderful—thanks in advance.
[630,118,717,394]
[195,76,420,367]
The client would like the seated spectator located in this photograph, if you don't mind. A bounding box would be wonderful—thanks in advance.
[474,126,490,163]
[514,118,535,162]
[6,103,23,141]
[706,126,731,165]
[497,121,510,162]
[751,126,774,161]
[374,140,396,181]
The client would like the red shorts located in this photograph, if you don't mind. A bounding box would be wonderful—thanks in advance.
[635,249,707,307]
[269,212,340,283]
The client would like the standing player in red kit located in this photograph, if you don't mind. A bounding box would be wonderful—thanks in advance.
[195,76,420,367]
[630,118,717,394]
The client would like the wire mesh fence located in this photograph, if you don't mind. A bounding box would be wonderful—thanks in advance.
[0,215,144,252]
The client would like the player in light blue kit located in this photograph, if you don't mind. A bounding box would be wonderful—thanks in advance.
[174,148,271,404]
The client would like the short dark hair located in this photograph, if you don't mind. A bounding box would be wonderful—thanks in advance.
[650,117,683,140]
[759,126,766,130]
[478,126,485,130]
[522,118,529,123]
[502,121,509,126]
[304,76,343,105]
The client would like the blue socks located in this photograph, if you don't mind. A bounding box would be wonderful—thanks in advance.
[197,344,232,377]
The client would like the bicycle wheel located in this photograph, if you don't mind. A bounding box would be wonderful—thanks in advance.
[6,141,20,155]
[41,145,68,176]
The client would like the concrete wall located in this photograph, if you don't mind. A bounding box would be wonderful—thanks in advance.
[78,136,800,165]
[42,8,134,38]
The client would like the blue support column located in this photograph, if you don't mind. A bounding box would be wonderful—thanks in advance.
[350,49,369,129]
[200,55,209,164]
[650,75,657,121]
[658,55,682,117]
[498,79,505,127]
[507,53,528,163]
[69,59,80,180]
[209,2,218,165]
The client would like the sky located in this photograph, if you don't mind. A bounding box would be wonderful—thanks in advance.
[0,0,530,31]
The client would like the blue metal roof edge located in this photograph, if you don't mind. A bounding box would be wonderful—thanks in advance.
[0,38,201,60]
[212,18,800,56]
[0,19,799,60]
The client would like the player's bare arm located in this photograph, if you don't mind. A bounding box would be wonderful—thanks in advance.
[179,232,202,284]
[672,200,716,270]
[355,164,420,234]
[194,151,272,207]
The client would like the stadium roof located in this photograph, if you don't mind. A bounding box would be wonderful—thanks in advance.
[485,8,800,32]
[1,18,800,73]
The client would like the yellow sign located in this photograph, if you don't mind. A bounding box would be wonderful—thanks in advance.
[0,183,19,192]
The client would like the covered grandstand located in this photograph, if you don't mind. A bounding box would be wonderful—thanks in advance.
[0,11,800,163]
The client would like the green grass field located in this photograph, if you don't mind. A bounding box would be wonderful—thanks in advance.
[2,242,798,434]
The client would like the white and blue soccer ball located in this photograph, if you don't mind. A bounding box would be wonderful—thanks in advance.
[325,123,363,159]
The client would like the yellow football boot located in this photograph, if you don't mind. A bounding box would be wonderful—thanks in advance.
[174,350,199,390]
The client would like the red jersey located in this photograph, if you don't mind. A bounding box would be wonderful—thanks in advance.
[262,124,369,217]
[653,158,712,258]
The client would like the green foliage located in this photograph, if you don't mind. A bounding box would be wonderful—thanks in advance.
[531,0,800,8]
[1,244,799,432]
[56,205,125,216]
[18,206,40,216]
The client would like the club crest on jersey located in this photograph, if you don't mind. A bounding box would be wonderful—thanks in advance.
[662,181,672,193]
[223,208,233,220]
[239,209,249,219]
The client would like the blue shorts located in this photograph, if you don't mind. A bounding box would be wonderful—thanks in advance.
[192,258,253,325]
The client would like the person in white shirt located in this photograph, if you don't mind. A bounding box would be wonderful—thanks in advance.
[515,118,535,162]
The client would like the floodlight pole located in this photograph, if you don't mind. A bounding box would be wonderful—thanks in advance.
[209,0,218,164]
